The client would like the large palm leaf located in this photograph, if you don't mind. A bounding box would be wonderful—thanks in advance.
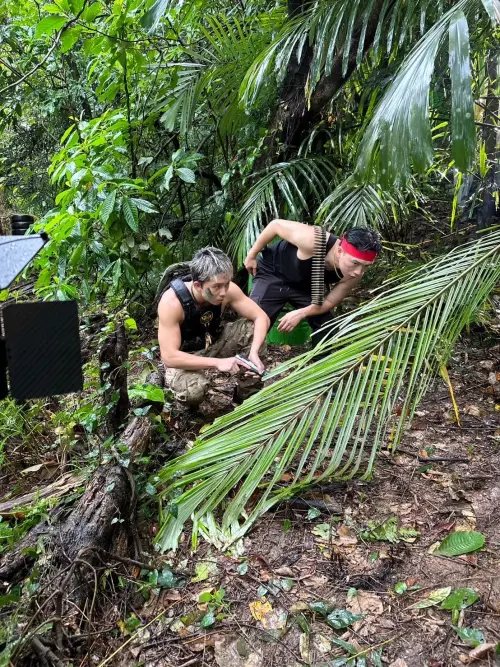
[239,0,448,110]
[151,12,280,138]
[356,0,499,185]
[155,229,500,551]
[228,157,338,264]
[316,174,427,236]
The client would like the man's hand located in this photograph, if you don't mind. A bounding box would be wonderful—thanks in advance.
[277,310,304,333]
[248,350,265,374]
[215,357,242,374]
[244,253,258,276]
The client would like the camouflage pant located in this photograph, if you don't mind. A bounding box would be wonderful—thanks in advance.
[164,319,265,406]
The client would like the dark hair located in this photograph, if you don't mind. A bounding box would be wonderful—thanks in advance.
[191,247,233,284]
[344,227,382,253]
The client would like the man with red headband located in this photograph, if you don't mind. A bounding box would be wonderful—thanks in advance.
[245,220,381,345]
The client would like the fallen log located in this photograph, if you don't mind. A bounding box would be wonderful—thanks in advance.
[0,472,85,519]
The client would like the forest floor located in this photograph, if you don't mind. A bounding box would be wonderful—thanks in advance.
[1,326,500,667]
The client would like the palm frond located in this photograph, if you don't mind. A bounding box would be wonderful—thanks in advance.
[240,0,447,110]
[152,12,279,137]
[143,0,182,32]
[316,175,427,236]
[228,157,338,264]
[155,230,500,552]
[316,176,390,231]
[356,0,497,186]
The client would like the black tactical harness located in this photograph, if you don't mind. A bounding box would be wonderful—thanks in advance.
[170,278,223,352]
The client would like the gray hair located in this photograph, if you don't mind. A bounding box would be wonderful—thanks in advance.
[191,247,233,284]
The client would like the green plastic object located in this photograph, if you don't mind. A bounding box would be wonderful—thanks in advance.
[248,275,311,346]
[266,316,312,345]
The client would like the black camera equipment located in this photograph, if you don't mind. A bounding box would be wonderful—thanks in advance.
[0,229,83,400]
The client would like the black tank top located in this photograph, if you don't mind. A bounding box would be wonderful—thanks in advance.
[259,233,342,294]
[170,278,223,352]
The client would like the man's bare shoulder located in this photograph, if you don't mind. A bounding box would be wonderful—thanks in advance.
[158,288,184,323]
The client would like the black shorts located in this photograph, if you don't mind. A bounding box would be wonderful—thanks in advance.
[250,267,334,346]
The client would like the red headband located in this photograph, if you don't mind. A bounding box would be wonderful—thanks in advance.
[340,235,378,262]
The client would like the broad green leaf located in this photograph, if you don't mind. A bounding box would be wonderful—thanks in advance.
[191,560,217,583]
[311,523,332,540]
[295,613,310,633]
[42,4,65,13]
[82,2,101,21]
[199,592,212,603]
[453,626,485,647]
[309,601,331,617]
[164,165,174,190]
[394,582,408,595]
[331,636,358,655]
[70,168,88,187]
[60,124,75,144]
[35,15,67,38]
[326,609,365,629]
[237,561,248,575]
[176,167,196,184]
[448,12,475,172]
[124,318,137,331]
[101,191,116,223]
[307,507,321,520]
[122,197,139,233]
[83,36,105,55]
[200,612,215,628]
[61,27,81,53]
[131,198,158,214]
[441,588,479,610]
[69,243,84,267]
[409,587,452,609]
[436,531,485,557]
[157,567,183,588]
[128,384,164,403]
[69,0,84,12]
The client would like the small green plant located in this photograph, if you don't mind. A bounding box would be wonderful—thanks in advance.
[198,588,229,627]
[360,516,420,544]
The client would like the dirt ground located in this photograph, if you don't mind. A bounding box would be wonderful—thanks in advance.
[94,333,500,667]
[1,334,500,667]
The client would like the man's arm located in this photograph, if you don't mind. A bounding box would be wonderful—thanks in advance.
[277,278,359,332]
[244,219,315,275]
[228,284,270,372]
[158,296,239,372]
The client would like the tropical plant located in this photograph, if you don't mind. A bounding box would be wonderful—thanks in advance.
[155,230,500,551]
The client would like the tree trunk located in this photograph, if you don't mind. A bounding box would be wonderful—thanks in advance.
[259,0,392,164]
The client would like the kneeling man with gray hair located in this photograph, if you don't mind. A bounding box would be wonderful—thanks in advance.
[157,247,270,406]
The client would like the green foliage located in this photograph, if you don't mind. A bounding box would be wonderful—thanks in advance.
[197,588,229,627]
[453,626,485,647]
[0,399,46,467]
[436,531,485,556]
[360,516,420,544]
